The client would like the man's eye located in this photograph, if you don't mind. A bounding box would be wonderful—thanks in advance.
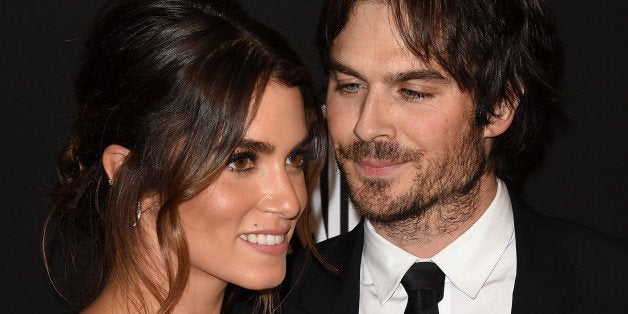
[336,82,365,95]
[399,88,432,101]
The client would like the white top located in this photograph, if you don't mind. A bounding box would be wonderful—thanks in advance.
[359,179,517,314]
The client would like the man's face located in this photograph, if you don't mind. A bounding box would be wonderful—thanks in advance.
[326,2,488,223]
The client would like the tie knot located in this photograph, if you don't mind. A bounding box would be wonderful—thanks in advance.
[401,262,445,313]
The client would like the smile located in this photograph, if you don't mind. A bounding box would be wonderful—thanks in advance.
[238,234,286,245]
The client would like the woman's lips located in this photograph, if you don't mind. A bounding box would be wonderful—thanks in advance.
[239,233,286,245]
[238,230,290,256]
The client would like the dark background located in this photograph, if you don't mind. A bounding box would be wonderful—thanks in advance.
[1,0,625,312]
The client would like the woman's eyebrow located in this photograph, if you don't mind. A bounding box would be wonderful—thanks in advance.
[238,135,312,154]
[238,139,274,154]
[293,135,313,150]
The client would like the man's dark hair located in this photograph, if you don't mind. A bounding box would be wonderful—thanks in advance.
[317,0,563,186]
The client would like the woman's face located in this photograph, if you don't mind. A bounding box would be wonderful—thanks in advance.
[178,82,310,290]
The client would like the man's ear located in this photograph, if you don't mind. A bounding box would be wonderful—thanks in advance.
[483,100,517,138]
[102,144,130,182]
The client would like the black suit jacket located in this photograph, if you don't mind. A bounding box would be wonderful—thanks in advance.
[281,196,628,313]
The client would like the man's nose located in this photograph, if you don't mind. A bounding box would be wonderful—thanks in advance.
[353,90,395,142]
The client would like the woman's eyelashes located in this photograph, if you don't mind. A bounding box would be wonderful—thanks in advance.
[226,148,311,174]
[286,149,310,170]
[227,151,256,172]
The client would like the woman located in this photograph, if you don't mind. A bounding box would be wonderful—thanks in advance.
[41,0,325,312]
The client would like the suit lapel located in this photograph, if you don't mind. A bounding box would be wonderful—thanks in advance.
[328,222,364,313]
[510,196,585,313]
[290,196,589,313]
[290,222,364,313]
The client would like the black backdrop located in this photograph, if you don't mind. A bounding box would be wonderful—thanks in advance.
[0,0,625,312]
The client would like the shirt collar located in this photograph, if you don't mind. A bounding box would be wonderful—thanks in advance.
[361,179,514,304]
[362,219,422,305]
[432,179,514,298]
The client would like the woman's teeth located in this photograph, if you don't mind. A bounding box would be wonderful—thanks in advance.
[239,234,286,245]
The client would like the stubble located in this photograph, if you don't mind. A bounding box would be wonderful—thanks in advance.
[335,125,487,242]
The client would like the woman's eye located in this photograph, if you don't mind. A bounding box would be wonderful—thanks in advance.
[227,153,255,172]
[228,158,254,171]
[288,153,304,168]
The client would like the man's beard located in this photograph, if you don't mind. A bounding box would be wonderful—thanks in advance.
[335,126,487,225]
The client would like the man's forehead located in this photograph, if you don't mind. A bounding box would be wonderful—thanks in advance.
[329,1,454,84]
[340,1,400,43]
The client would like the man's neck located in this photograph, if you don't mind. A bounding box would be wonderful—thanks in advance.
[371,174,498,258]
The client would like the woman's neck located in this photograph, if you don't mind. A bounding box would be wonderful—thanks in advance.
[83,268,227,313]
[172,266,227,314]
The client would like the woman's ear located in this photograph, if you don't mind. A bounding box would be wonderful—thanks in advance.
[483,101,517,138]
[102,144,130,182]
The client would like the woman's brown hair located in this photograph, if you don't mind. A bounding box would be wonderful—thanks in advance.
[41,0,326,312]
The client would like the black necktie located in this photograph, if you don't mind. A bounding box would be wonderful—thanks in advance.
[401,262,445,314]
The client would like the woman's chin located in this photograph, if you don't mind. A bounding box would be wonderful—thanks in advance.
[237,269,286,290]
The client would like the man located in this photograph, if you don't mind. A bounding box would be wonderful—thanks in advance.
[282,0,628,313]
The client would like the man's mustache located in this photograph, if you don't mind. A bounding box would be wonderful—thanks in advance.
[336,141,421,163]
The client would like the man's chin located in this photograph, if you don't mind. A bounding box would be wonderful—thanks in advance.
[351,195,409,221]
[349,186,435,224]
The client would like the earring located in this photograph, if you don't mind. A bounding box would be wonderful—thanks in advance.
[132,201,142,227]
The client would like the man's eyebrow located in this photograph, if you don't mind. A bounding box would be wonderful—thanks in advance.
[329,61,365,81]
[329,60,449,85]
[385,69,448,84]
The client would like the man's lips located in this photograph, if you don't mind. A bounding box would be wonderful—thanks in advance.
[355,158,405,176]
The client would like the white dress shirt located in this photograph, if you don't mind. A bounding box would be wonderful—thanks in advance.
[359,179,517,314]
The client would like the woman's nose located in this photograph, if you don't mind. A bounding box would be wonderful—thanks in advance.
[256,168,304,219]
